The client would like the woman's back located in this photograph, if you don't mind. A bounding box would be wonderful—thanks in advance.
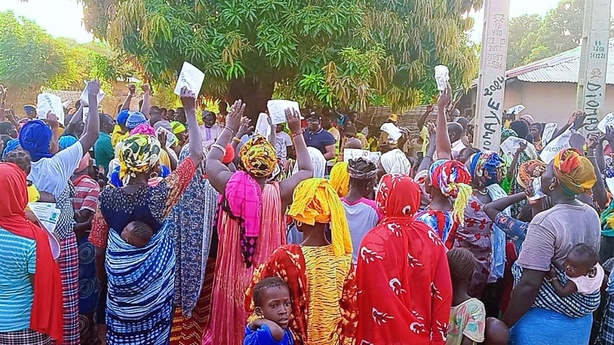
[518,203,600,271]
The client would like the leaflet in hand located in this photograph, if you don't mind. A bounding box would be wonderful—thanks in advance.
[255,113,271,137]
[27,202,61,234]
[267,100,300,125]
[174,62,205,96]
[80,81,105,107]
[598,112,614,133]
[344,149,382,164]
[37,93,65,123]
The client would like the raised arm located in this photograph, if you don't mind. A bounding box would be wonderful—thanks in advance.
[506,141,526,180]
[416,104,434,132]
[206,100,245,194]
[140,84,151,117]
[180,87,203,165]
[587,134,607,210]
[121,84,136,111]
[279,108,314,208]
[417,123,436,172]
[484,192,526,221]
[436,83,452,160]
[64,105,84,137]
[78,80,101,153]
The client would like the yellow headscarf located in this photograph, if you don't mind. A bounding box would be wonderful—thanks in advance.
[239,135,278,178]
[288,178,352,257]
[119,134,161,184]
[553,148,596,196]
[329,162,350,197]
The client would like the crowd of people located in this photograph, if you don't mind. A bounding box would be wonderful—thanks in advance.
[0,79,613,345]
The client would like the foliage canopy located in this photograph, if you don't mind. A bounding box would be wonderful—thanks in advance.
[79,0,483,115]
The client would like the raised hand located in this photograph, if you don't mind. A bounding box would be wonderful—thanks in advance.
[87,79,101,98]
[437,82,451,110]
[128,84,136,95]
[141,84,151,94]
[157,129,168,147]
[225,100,246,132]
[47,112,60,129]
[237,116,253,137]
[516,140,527,154]
[606,126,614,145]
[285,108,302,134]
[179,87,196,112]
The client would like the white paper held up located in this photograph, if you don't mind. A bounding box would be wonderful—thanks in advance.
[500,137,538,159]
[540,130,572,164]
[174,62,205,96]
[80,80,105,106]
[434,65,449,91]
[598,112,614,133]
[255,113,271,137]
[541,123,558,145]
[36,93,65,123]
[267,100,300,125]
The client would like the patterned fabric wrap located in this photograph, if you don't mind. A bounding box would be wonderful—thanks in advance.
[288,178,353,257]
[429,159,473,224]
[500,128,518,143]
[226,171,263,267]
[239,135,278,178]
[516,159,547,189]
[105,221,176,344]
[118,134,161,184]
[2,138,20,160]
[511,263,600,317]
[125,111,147,130]
[129,123,157,137]
[467,150,505,188]
[595,272,614,345]
[330,162,350,197]
[553,148,597,196]
[0,329,51,345]
[56,234,80,345]
[485,183,509,282]
[168,146,218,317]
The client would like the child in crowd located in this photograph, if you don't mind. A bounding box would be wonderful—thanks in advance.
[121,220,153,248]
[244,277,294,345]
[4,149,40,202]
[548,243,605,297]
[446,248,486,345]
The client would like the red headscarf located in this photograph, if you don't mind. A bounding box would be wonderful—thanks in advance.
[376,173,422,219]
[0,163,63,342]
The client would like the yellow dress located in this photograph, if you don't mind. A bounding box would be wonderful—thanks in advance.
[27,182,40,202]
[302,245,351,345]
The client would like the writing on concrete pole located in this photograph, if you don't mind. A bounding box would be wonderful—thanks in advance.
[474,0,510,151]
[577,0,611,134]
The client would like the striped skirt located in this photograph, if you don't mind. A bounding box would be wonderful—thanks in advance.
[0,329,51,345]
[51,233,80,345]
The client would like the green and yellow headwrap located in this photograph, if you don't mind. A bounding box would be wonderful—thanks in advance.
[119,134,161,184]
[239,135,278,178]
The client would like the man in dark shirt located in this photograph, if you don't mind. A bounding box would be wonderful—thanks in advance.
[303,114,336,160]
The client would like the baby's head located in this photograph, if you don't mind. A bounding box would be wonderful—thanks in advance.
[447,248,476,289]
[564,243,599,278]
[253,276,292,329]
[121,221,152,248]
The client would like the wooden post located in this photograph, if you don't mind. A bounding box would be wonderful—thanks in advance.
[576,0,611,134]
[473,0,510,151]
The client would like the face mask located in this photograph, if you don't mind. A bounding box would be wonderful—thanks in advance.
[529,177,547,201]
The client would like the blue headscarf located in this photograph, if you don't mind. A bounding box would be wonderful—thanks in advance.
[117,110,131,126]
[126,112,148,130]
[58,135,78,151]
[19,120,53,162]
[2,139,20,160]
[468,150,505,188]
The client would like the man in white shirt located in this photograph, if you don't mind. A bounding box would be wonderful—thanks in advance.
[274,124,293,162]
[433,122,466,160]
[200,111,222,148]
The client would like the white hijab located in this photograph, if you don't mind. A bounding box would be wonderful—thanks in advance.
[380,148,411,175]
[293,146,326,178]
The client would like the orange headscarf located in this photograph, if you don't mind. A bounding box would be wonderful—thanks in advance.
[0,163,64,342]
[553,148,597,195]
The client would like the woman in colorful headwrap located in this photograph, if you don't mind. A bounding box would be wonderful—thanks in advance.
[330,161,350,197]
[0,163,64,344]
[245,178,356,345]
[203,103,313,345]
[355,174,452,344]
[457,150,507,297]
[415,84,473,250]
[503,148,600,345]
[88,87,202,344]
[19,81,101,345]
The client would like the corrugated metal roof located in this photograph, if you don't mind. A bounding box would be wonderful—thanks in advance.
[508,38,614,84]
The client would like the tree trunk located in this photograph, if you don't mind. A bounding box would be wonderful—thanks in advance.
[227,78,275,121]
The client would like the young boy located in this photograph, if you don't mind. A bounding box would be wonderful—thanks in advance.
[244,277,293,345]
[121,221,153,248]
[548,243,604,297]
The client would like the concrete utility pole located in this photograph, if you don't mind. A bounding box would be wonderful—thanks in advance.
[473,0,510,151]
[576,0,611,134]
